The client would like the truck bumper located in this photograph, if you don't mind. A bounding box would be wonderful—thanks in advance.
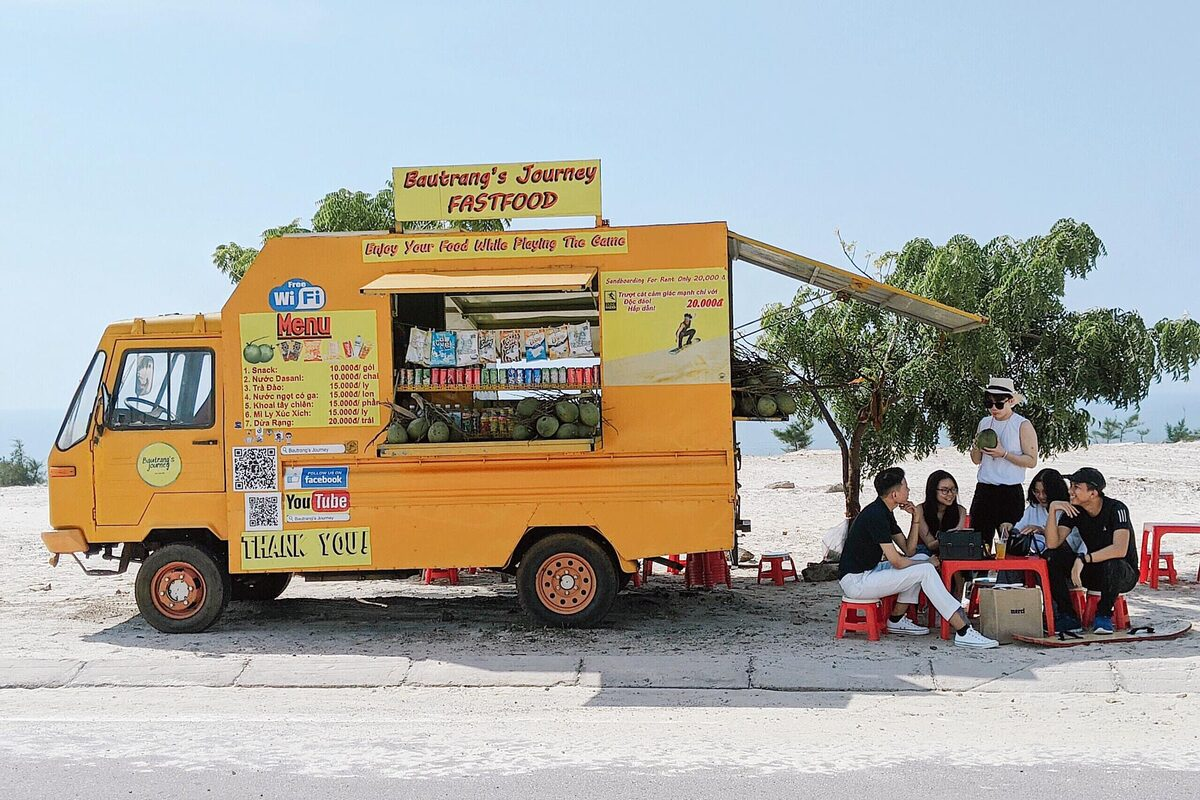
[42,528,89,555]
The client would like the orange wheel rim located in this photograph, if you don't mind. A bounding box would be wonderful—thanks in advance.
[535,552,597,615]
[151,561,206,620]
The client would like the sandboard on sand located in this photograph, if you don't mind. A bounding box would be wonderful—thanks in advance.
[1013,619,1191,648]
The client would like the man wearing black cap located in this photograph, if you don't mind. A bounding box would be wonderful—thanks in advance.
[1044,468,1139,634]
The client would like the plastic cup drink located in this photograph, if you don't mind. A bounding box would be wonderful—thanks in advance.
[995,533,1008,560]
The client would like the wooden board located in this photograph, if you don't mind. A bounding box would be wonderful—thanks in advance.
[1013,619,1191,648]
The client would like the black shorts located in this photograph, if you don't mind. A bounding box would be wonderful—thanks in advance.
[969,482,1025,545]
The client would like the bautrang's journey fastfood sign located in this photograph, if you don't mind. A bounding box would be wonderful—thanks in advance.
[393,160,601,222]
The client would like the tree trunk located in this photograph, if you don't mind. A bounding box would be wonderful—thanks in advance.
[845,420,867,518]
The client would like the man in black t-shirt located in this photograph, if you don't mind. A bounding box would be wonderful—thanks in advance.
[1045,467,1138,634]
[838,467,998,649]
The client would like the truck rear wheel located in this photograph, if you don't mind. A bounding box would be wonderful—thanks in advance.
[517,533,617,628]
[231,572,292,601]
[134,543,230,633]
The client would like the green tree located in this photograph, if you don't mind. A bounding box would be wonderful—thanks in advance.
[1090,417,1123,443]
[0,440,44,486]
[213,182,507,283]
[773,417,814,451]
[1165,418,1200,443]
[759,219,1200,516]
[1136,426,1150,443]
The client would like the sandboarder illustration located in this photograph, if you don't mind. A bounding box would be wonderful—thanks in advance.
[671,313,698,353]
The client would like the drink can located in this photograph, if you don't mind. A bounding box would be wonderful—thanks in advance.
[582,369,592,387]
[569,367,579,386]
[593,365,601,385]
[420,368,430,386]
[532,369,541,385]
[432,368,441,385]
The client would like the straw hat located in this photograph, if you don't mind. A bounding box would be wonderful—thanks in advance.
[983,376,1026,404]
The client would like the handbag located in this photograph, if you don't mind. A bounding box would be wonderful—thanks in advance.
[1005,529,1046,557]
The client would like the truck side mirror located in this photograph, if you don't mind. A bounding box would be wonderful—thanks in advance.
[92,384,109,443]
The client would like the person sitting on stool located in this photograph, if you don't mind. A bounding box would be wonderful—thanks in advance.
[1044,467,1139,635]
[838,467,999,649]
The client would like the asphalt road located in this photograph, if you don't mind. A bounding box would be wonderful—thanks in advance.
[3,685,1197,799]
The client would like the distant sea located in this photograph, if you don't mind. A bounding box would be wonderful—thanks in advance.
[4,380,1196,462]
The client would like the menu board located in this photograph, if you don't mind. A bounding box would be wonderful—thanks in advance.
[239,310,381,429]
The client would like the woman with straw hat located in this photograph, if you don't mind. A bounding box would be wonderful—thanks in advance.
[969,376,1039,552]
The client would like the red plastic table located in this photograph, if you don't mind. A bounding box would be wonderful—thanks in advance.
[938,557,1055,639]
[1141,522,1200,589]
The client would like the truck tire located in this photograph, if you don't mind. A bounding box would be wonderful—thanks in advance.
[134,543,230,633]
[231,572,292,602]
[517,533,618,628]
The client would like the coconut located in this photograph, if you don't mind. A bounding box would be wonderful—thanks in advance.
[976,429,999,450]
[756,395,778,417]
[536,415,560,438]
[386,421,408,444]
[737,393,757,416]
[775,393,797,415]
[554,400,580,423]
[512,423,534,441]
[428,420,451,443]
[578,401,601,428]
[516,398,541,419]
[555,423,579,439]
[242,343,262,363]
[407,417,430,441]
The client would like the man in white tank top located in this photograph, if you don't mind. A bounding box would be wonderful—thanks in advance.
[969,377,1039,551]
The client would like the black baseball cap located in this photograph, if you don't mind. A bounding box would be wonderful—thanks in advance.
[1067,467,1106,491]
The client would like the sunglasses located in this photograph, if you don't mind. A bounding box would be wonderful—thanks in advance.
[984,395,1011,409]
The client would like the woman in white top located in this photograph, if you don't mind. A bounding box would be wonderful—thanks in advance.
[999,467,1086,556]
[969,377,1039,552]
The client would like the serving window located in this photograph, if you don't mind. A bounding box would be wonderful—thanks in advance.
[361,272,602,454]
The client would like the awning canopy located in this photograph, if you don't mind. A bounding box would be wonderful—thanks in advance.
[360,270,595,295]
[727,232,986,334]
[361,270,599,332]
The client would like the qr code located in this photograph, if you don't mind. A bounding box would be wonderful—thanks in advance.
[232,446,278,492]
[244,493,282,531]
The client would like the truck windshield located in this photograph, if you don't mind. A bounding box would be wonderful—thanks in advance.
[56,351,106,451]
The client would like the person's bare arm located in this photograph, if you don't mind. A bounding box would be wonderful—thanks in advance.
[1045,501,1078,549]
[1086,528,1131,563]
[903,504,924,556]
[984,420,1039,468]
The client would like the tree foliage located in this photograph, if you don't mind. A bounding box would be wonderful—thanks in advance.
[772,418,814,451]
[213,182,507,283]
[0,440,44,486]
[1165,418,1200,443]
[759,219,1200,515]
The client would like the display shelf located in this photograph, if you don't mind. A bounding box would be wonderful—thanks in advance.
[395,384,601,393]
[378,437,597,457]
[733,415,791,422]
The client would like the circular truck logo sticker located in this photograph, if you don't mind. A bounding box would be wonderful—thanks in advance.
[137,442,182,487]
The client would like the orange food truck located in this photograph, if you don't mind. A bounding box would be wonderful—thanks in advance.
[42,160,984,632]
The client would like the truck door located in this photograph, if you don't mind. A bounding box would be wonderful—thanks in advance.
[94,342,225,527]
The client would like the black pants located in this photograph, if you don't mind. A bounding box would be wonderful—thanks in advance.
[969,482,1025,547]
[677,328,695,348]
[1046,546,1139,618]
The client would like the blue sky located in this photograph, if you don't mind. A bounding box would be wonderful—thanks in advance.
[2,2,1197,455]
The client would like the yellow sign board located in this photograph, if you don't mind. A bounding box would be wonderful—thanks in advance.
[362,230,628,263]
[599,268,731,386]
[239,527,371,570]
[393,160,601,222]
[239,310,381,429]
[137,442,182,487]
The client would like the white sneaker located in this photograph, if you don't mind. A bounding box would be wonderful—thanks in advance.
[953,627,1000,649]
[886,617,929,636]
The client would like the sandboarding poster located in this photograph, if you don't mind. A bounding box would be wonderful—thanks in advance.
[599,268,730,386]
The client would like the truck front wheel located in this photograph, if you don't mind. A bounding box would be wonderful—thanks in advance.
[517,533,618,628]
[134,543,230,633]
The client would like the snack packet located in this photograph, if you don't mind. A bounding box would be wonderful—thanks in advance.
[524,329,547,361]
[568,322,594,356]
[546,325,570,360]
[500,329,522,363]
[478,330,499,362]
[406,327,433,366]
[430,330,457,367]
[456,330,480,366]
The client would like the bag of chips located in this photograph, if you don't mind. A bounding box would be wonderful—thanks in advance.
[524,329,548,361]
[456,330,480,366]
[500,330,523,363]
[478,330,499,363]
[546,325,570,360]
[430,330,457,367]
[568,322,594,357]
[406,327,433,366]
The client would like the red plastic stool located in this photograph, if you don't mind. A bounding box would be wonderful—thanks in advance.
[756,553,798,586]
[1070,587,1088,623]
[880,594,920,626]
[836,598,886,641]
[667,554,685,575]
[1157,552,1178,585]
[423,568,459,585]
[1082,591,1130,630]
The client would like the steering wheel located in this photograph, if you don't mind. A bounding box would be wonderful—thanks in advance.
[124,396,175,423]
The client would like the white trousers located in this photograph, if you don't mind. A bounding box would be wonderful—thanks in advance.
[839,561,964,622]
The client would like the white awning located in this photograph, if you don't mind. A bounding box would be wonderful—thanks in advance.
[728,232,987,334]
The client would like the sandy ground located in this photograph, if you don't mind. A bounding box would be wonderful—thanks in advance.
[2,442,1198,670]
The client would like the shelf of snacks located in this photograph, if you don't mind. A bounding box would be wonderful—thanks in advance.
[395,365,601,392]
